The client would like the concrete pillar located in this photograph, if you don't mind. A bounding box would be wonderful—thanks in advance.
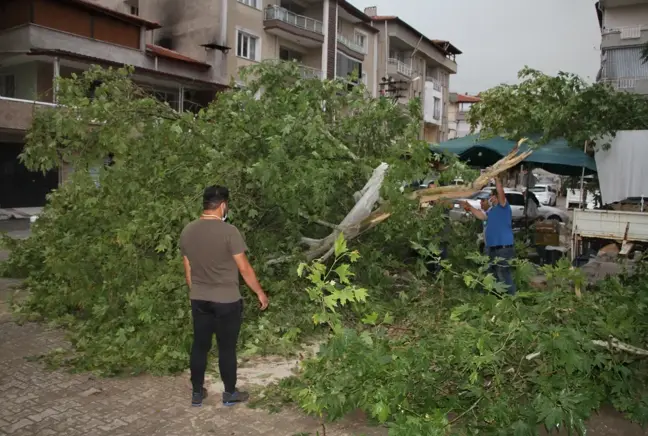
[53,57,60,102]
[321,0,329,77]
[140,25,147,52]
[178,85,184,112]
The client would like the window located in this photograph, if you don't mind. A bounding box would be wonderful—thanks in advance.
[354,31,366,49]
[336,52,362,82]
[238,0,259,8]
[506,193,525,207]
[433,97,441,119]
[604,47,648,79]
[125,0,139,15]
[389,51,407,63]
[237,30,258,61]
[0,75,15,98]
[279,46,303,62]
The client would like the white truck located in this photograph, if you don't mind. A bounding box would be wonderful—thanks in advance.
[571,131,648,260]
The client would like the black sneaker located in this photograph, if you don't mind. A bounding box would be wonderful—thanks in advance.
[191,387,208,407]
[222,390,249,406]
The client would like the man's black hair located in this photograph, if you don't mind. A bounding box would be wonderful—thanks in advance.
[203,185,229,210]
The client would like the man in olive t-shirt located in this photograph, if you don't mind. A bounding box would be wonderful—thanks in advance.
[180,185,269,408]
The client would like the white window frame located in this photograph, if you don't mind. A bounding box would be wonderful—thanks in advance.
[336,50,363,81]
[237,0,262,9]
[353,29,368,54]
[236,28,261,61]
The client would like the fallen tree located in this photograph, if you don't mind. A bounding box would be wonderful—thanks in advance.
[3,62,648,435]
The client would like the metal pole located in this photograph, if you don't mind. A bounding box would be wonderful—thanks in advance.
[578,140,587,210]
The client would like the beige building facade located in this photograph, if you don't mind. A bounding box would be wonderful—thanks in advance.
[596,0,648,94]
[92,0,380,92]
[366,9,460,143]
[447,93,480,140]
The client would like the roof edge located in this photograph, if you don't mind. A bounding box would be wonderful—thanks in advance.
[370,16,461,58]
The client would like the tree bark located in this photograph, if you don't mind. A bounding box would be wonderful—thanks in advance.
[266,138,534,265]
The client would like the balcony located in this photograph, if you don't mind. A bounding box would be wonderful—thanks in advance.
[601,77,648,94]
[602,25,648,49]
[337,34,366,56]
[0,96,56,133]
[299,65,324,79]
[387,58,413,79]
[263,6,324,47]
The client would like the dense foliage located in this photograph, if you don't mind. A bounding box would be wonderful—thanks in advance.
[3,62,648,435]
[468,67,648,148]
[1,62,471,373]
[268,244,648,435]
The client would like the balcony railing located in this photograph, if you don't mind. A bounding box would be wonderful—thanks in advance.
[0,95,57,107]
[601,77,645,90]
[602,25,648,39]
[337,34,365,54]
[264,5,323,34]
[387,58,412,78]
[299,65,323,79]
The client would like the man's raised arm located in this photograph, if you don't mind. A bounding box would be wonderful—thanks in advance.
[495,177,507,206]
[460,201,487,221]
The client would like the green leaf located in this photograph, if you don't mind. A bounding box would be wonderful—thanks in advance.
[362,312,379,325]
[372,401,390,423]
[334,263,353,284]
[334,233,347,257]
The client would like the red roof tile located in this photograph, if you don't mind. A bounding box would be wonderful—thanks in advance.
[146,44,211,68]
[457,94,481,103]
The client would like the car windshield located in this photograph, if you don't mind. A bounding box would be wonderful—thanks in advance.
[468,191,491,200]
[529,186,547,193]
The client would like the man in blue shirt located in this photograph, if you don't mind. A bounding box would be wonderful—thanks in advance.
[460,177,516,295]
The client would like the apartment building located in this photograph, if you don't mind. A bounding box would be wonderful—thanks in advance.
[0,0,226,212]
[596,0,648,93]
[0,0,460,212]
[367,9,460,143]
[95,0,380,92]
[447,93,480,139]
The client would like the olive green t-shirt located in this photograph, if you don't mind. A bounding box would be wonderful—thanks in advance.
[179,219,248,303]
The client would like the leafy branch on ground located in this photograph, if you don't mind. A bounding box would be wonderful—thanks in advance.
[3,63,648,435]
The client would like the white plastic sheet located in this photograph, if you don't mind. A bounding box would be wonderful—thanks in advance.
[595,131,648,205]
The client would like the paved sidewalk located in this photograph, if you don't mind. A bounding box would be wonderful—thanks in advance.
[0,279,385,436]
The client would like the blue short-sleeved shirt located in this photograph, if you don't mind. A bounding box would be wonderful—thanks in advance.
[485,202,514,247]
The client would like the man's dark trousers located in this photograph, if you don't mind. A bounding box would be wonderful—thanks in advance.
[485,245,516,295]
[190,299,243,393]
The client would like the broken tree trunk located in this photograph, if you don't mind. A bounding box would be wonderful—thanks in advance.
[267,138,533,265]
[412,138,533,205]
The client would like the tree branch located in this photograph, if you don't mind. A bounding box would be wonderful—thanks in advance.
[525,336,648,361]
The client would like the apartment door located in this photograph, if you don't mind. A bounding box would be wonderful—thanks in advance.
[0,143,58,208]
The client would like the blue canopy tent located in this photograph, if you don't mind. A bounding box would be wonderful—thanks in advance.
[432,135,597,176]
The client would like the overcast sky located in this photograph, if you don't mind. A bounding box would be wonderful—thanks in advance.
[350,0,602,94]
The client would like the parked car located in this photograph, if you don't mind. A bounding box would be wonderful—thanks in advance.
[450,189,570,223]
[528,184,557,206]
[566,188,598,210]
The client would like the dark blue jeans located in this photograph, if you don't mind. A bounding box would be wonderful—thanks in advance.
[485,246,516,295]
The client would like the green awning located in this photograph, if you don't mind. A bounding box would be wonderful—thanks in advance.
[432,135,597,176]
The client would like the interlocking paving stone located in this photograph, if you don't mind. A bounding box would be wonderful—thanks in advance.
[0,280,385,436]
